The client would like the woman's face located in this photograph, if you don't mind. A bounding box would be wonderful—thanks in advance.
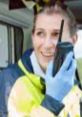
[32,13,75,72]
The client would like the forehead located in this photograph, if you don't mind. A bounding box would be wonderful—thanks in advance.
[35,13,69,31]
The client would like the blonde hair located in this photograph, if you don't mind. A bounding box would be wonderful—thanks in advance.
[32,3,78,36]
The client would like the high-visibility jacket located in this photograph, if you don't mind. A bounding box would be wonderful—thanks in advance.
[8,50,82,117]
[0,49,82,117]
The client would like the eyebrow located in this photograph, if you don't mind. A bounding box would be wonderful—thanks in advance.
[35,28,44,31]
[35,28,60,32]
[51,29,60,32]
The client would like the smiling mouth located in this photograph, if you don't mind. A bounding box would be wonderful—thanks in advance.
[41,52,54,58]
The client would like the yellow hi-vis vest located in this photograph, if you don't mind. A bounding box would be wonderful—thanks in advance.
[8,59,82,117]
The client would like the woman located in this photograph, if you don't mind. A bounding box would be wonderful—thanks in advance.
[3,1,82,117]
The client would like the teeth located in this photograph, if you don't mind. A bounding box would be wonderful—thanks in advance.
[44,54,53,56]
[42,52,53,56]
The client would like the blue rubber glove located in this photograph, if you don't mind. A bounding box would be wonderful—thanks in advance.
[45,52,76,101]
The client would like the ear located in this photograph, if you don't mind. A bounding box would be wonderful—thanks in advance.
[71,34,78,45]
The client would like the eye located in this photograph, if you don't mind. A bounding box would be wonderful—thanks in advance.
[36,31,45,37]
[51,32,59,38]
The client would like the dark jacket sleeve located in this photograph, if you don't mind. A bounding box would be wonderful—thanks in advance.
[0,64,24,117]
[41,95,64,116]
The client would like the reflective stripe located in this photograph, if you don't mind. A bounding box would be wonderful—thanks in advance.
[18,59,44,90]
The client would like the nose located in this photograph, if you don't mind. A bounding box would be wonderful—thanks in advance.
[44,37,57,50]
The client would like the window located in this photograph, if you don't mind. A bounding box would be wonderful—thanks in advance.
[0,24,8,68]
[0,22,23,69]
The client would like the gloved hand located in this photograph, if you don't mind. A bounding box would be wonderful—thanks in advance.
[45,52,76,102]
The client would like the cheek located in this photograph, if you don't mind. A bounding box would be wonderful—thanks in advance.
[32,36,44,49]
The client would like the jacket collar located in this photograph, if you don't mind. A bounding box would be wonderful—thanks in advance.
[20,48,34,73]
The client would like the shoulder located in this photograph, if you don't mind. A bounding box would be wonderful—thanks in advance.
[0,63,24,113]
[0,63,24,86]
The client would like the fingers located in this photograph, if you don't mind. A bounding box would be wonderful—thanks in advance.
[68,59,77,76]
[63,58,76,84]
[45,51,75,81]
[60,51,74,72]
